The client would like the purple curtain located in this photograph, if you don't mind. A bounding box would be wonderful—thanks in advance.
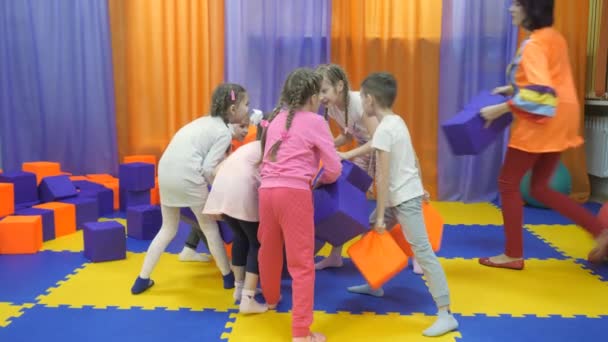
[224,0,331,112]
[437,0,519,202]
[0,0,118,175]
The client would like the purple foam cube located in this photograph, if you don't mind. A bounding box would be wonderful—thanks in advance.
[314,239,325,255]
[313,178,370,246]
[14,200,41,211]
[0,171,38,205]
[339,160,373,193]
[60,196,99,229]
[72,180,105,191]
[120,189,151,211]
[127,205,162,240]
[441,91,512,156]
[39,175,77,202]
[15,207,55,241]
[83,220,126,262]
[119,162,155,191]
[80,187,114,216]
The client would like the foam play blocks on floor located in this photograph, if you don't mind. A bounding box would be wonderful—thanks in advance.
[119,162,155,191]
[21,161,61,184]
[441,91,512,155]
[180,207,233,243]
[0,215,43,254]
[79,187,114,217]
[120,190,150,211]
[34,202,76,238]
[127,205,162,240]
[0,183,15,217]
[347,230,409,290]
[39,175,78,202]
[389,202,444,256]
[15,207,55,241]
[313,178,370,246]
[123,155,157,174]
[150,178,159,205]
[0,171,38,205]
[60,196,99,230]
[339,160,373,193]
[83,221,126,262]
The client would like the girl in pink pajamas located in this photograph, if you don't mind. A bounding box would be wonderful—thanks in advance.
[257,68,342,342]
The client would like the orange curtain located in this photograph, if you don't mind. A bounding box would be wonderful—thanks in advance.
[108,0,225,161]
[331,0,443,197]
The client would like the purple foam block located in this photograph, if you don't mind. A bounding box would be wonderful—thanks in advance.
[313,178,370,246]
[80,187,114,217]
[314,239,325,255]
[441,91,512,156]
[119,162,155,191]
[15,207,55,241]
[119,189,150,211]
[0,171,38,205]
[127,205,162,240]
[83,221,126,262]
[60,196,99,229]
[39,175,77,202]
[340,160,373,193]
[72,180,105,191]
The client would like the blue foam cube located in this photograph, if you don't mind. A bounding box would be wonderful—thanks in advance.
[339,160,373,193]
[39,175,77,202]
[119,163,155,191]
[120,189,150,211]
[15,207,55,241]
[60,196,99,229]
[441,91,512,156]
[313,178,370,246]
[80,187,114,217]
[72,180,105,191]
[180,207,232,243]
[0,171,38,205]
[127,205,162,240]
[83,221,126,262]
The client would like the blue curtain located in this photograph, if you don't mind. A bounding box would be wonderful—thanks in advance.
[0,0,118,175]
[437,0,519,202]
[224,0,331,112]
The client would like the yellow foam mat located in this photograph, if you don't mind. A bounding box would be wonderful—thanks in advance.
[0,303,33,327]
[444,258,608,317]
[431,202,504,226]
[37,252,237,311]
[224,311,460,341]
[526,224,595,259]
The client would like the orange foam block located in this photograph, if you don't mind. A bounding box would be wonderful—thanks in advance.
[70,176,89,181]
[347,231,408,290]
[0,183,15,217]
[86,174,117,183]
[389,202,444,257]
[0,215,42,254]
[123,155,157,173]
[22,161,61,184]
[33,202,76,238]
[225,242,232,259]
[100,180,119,210]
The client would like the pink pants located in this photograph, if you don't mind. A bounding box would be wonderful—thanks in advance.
[258,187,315,338]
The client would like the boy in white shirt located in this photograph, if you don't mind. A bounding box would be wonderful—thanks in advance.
[347,72,458,337]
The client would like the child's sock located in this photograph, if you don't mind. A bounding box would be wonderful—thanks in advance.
[178,247,211,262]
[131,276,154,295]
[314,254,343,270]
[233,281,244,301]
[422,309,459,337]
[412,258,423,275]
[347,284,384,297]
[239,289,268,314]
[223,272,235,289]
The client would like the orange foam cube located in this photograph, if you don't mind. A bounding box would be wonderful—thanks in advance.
[70,176,89,181]
[389,202,444,257]
[0,183,15,217]
[86,174,117,183]
[34,202,76,238]
[22,161,61,184]
[0,216,43,254]
[150,177,159,205]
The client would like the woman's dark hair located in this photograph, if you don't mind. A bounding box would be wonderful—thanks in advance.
[517,0,554,31]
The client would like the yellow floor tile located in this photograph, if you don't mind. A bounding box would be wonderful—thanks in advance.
[37,252,237,311]
[527,224,595,259]
[432,202,504,226]
[445,258,608,317]
[0,303,33,327]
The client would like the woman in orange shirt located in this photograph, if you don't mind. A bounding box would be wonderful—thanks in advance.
[479,0,608,269]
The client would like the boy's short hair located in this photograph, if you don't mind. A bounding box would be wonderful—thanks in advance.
[361,72,397,108]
